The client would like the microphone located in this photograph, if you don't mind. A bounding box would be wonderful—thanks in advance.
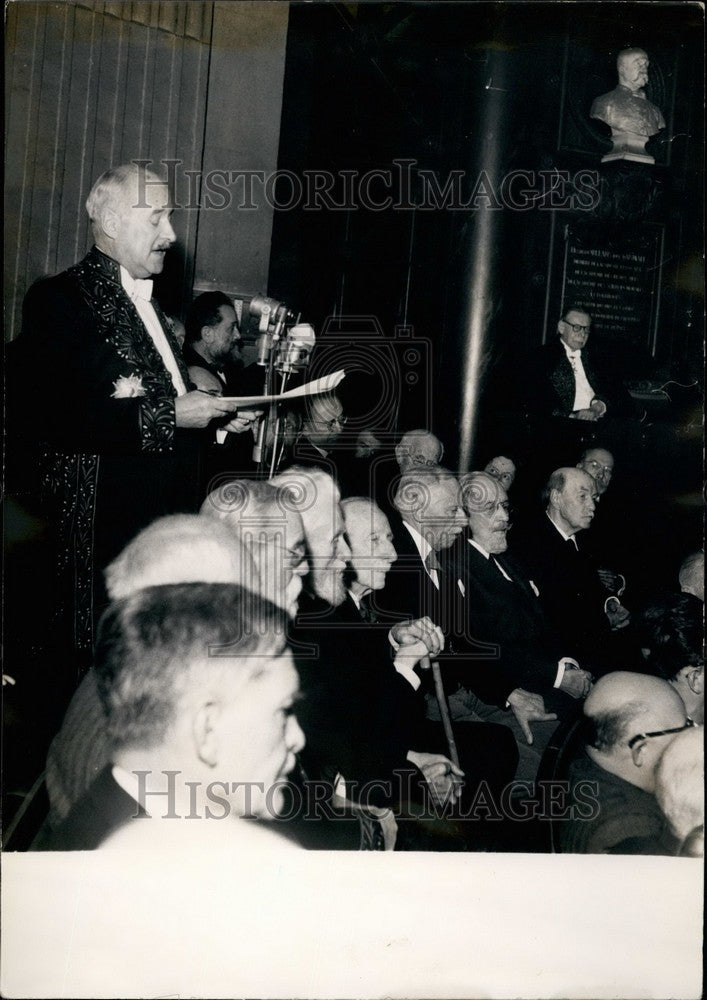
[276,323,315,373]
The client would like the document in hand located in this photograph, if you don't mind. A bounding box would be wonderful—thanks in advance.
[220,369,346,408]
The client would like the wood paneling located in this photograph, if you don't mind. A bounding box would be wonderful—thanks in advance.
[4,1,216,339]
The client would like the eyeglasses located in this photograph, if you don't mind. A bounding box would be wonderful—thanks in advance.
[585,460,613,478]
[627,718,694,750]
[563,321,591,334]
[315,416,347,430]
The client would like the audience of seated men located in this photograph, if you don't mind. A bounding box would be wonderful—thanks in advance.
[639,592,704,726]
[44,582,304,850]
[560,672,692,854]
[269,471,518,848]
[515,467,629,675]
[377,466,557,778]
[654,726,704,857]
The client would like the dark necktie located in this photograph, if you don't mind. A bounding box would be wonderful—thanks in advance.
[358,594,379,623]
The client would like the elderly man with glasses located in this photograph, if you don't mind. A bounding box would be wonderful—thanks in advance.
[532,305,634,421]
[560,671,694,854]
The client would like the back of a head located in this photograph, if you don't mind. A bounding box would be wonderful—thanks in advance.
[640,593,704,681]
[94,582,286,753]
[584,671,685,754]
[654,726,704,849]
[104,514,252,599]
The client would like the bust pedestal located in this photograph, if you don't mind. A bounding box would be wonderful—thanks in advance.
[601,129,655,164]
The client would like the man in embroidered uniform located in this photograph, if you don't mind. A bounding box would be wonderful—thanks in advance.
[13,162,242,664]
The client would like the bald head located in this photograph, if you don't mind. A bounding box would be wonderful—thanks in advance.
[104,514,253,600]
[545,466,597,536]
[617,48,649,92]
[585,671,689,792]
[395,429,444,474]
[679,551,704,602]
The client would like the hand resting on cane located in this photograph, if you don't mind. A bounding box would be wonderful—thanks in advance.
[389,616,445,672]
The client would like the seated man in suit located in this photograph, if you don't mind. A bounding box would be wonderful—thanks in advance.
[378,467,557,777]
[183,290,243,395]
[44,582,305,849]
[515,467,629,675]
[43,514,256,829]
[561,672,691,854]
[533,306,633,421]
[445,472,592,774]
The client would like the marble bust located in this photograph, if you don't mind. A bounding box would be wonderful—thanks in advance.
[591,48,665,163]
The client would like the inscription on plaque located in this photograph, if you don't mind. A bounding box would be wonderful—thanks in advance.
[559,221,663,354]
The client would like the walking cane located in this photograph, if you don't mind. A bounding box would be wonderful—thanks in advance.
[424,656,460,769]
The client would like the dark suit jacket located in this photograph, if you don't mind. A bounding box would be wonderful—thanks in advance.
[533,340,633,419]
[560,752,675,855]
[40,766,146,851]
[514,515,615,674]
[292,592,423,804]
[444,538,574,711]
[375,515,515,706]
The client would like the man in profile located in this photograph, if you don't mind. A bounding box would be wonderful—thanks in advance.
[45,583,305,849]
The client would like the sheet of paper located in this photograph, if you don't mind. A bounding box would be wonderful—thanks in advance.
[220,369,345,407]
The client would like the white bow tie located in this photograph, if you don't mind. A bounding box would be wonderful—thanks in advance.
[129,278,153,302]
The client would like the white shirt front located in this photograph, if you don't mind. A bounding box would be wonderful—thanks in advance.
[561,339,595,411]
[120,266,187,396]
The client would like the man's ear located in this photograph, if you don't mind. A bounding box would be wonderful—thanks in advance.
[100,206,121,240]
[549,487,561,509]
[193,701,220,767]
[630,740,648,768]
[683,664,703,695]
[200,324,214,345]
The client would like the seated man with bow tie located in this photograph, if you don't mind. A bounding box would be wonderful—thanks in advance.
[533,306,633,422]
[11,162,246,664]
